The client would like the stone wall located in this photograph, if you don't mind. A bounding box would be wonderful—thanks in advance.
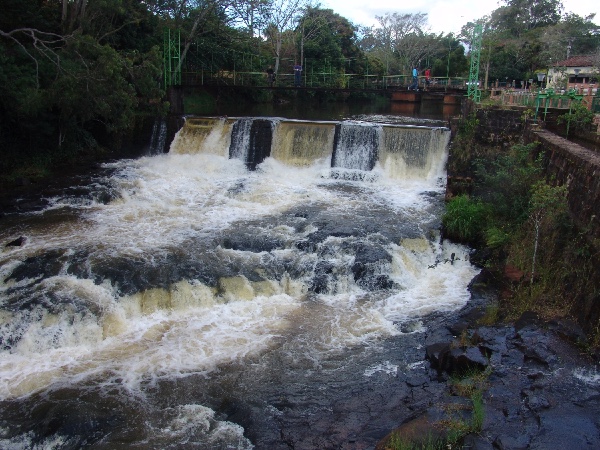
[454,105,600,241]
[527,128,600,242]
[526,128,600,336]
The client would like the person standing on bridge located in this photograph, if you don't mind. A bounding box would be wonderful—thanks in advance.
[294,62,302,87]
[409,67,419,91]
[425,67,431,90]
[266,66,275,87]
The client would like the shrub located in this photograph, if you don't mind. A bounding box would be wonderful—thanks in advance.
[443,195,490,244]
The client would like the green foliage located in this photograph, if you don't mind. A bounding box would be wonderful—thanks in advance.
[387,434,444,450]
[529,180,568,219]
[485,227,511,249]
[0,0,166,179]
[478,302,500,325]
[457,113,479,138]
[556,101,595,133]
[443,195,490,243]
[474,143,543,225]
[470,391,485,432]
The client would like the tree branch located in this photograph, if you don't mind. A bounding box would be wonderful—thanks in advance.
[0,28,68,88]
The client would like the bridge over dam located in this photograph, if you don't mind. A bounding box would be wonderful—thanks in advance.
[166,84,467,117]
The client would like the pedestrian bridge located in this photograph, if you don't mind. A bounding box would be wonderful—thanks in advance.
[177,70,469,92]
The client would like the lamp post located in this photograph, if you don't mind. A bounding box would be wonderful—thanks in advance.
[573,68,580,91]
[537,72,546,89]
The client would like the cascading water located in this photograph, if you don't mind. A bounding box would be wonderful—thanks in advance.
[0,116,478,449]
[332,121,381,171]
[148,117,168,156]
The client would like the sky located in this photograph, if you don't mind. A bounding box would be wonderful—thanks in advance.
[319,0,600,36]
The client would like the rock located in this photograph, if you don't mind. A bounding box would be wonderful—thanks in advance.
[375,413,446,450]
[547,318,586,345]
[515,311,541,331]
[425,342,450,372]
[447,346,489,374]
[462,434,495,449]
[5,236,26,247]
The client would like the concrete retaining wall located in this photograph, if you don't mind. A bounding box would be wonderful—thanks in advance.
[527,129,600,241]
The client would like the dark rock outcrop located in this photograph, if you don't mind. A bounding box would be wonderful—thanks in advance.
[379,310,600,449]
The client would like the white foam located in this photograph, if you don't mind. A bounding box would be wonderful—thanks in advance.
[152,404,253,449]
[0,125,479,400]
[574,367,600,385]
[363,361,399,377]
[0,287,300,399]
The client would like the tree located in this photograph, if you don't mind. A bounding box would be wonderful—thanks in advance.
[431,35,468,78]
[490,0,563,37]
[538,14,600,66]
[296,8,360,76]
[360,12,436,75]
[528,181,568,284]
[263,0,309,74]
[0,0,164,176]
[228,0,271,38]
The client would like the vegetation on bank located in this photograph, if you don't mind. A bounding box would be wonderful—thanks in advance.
[2,0,598,188]
[444,110,600,346]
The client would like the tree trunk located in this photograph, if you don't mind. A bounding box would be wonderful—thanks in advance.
[62,0,68,25]
[531,219,540,285]
[275,31,282,74]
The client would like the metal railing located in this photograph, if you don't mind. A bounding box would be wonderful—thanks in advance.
[177,70,468,91]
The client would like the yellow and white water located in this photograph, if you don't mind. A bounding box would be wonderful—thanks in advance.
[0,117,479,448]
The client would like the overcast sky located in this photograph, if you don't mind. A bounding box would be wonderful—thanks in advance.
[319,0,600,36]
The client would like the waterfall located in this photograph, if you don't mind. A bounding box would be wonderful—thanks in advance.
[170,117,231,156]
[331,121,381,171]
[168,117,450,180]
[228,118,253,161]
[380,126,450,181]
[229,118,273,170]
[270,120,335,166]
[148,118,167,155]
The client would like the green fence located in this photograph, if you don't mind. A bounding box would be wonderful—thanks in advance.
[593,96,600,113]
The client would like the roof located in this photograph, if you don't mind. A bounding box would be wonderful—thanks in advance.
[553,55,595,67]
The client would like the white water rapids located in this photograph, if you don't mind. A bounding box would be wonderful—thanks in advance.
[0,117,479,449]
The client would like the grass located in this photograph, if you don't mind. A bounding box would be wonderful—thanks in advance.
[385,370,489,450]
[386,433,445,450]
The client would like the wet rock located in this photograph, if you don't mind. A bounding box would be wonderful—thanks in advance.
[514,311,541,331]
[547,318,587,345]
[447,346,489,374]
[516,330,557,367]
[493,433,532,450]
[351,242,394,290]
[426,342,488,375]
[462,434,495,449]
[221,232,283,252]
[425,342,450,373]
[524,393,550,411]
[5,236,26,247]
[310,260,335,294]
[4,249,66,285]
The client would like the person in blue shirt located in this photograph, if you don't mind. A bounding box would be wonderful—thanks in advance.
[410,67,419,91]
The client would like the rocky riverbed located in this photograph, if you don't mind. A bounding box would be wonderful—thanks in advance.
[376,279,600,450]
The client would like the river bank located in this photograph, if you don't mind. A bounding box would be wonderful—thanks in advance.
[376,272,600,450]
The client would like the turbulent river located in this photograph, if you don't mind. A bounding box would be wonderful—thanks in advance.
[0,115,479,449]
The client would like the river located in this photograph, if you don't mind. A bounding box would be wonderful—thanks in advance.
[0,104,480,449]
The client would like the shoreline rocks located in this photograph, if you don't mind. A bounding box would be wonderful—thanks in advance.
[377,304,600,450]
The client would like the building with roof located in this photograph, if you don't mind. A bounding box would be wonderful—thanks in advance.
[547,55,598,92]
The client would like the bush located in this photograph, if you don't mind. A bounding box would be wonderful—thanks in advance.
[443,195,490,243]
